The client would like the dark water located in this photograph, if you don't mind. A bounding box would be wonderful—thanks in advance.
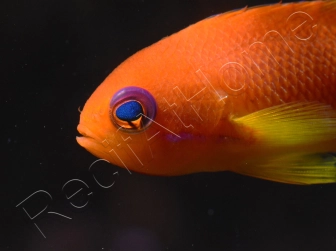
[3,0,336,250]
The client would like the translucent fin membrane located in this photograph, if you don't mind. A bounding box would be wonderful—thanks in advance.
[237,152,336,185]
[233,102,336,146]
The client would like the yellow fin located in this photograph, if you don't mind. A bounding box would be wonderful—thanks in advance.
[233,102,336,146]
[236,152,336,185]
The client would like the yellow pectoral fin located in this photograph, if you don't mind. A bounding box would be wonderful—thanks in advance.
[233,102,336,146]
[236,152,336,185]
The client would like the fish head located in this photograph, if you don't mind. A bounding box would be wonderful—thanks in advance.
[77,35,232,176]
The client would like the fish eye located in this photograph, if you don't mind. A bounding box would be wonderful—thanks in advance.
[109,86,157,132]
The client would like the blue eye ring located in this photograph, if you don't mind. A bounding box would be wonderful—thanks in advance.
[109,86,157,132]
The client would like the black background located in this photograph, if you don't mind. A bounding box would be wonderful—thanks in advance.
[3,0,336,250]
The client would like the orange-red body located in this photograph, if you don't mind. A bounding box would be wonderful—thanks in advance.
[77,1,336,183]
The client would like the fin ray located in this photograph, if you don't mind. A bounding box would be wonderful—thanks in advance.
[237,152,336,185]
[233,102,336,146]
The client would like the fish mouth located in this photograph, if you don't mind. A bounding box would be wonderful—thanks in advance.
[76,123,115,164]
[76,124,96,147]
[77,123,91,138]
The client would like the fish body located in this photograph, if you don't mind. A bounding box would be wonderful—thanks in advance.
[77,1,336,184]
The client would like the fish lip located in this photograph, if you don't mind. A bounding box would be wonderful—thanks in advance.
[76,123,98,149]
[77,124,94,140]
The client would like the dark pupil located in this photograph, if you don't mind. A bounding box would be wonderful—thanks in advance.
[115,101,143,121]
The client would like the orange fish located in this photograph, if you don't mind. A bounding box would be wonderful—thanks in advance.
[77,1,336,185]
